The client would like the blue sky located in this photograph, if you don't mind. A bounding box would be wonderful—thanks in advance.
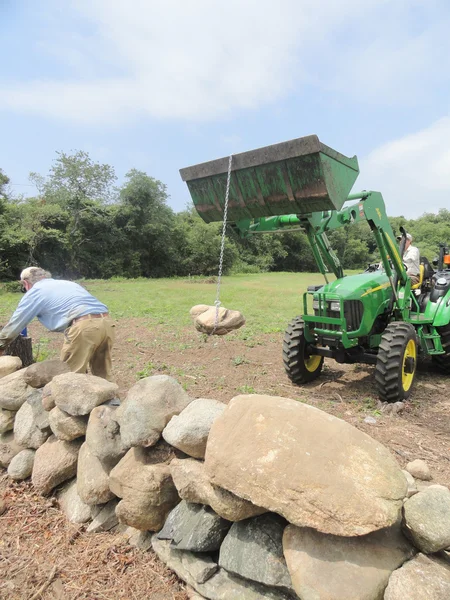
[1,0,449,217]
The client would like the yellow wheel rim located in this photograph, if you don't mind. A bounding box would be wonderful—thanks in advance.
[402,339,416,391]
[305,353,322,373]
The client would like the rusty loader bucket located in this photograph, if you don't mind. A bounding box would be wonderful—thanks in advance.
[180,135,359,223]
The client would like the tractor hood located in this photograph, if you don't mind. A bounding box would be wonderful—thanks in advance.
[318,271,391,301]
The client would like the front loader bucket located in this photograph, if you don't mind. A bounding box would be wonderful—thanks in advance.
[180,135,359,223]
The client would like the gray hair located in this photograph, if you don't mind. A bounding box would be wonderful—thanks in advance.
[20,267,52,286]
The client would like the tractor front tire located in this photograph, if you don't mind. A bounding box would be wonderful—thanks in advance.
[432,324,450,373]
[283,317,323,384]
[375,322,418,402]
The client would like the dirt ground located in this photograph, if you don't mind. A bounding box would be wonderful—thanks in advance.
[1,318,450,599]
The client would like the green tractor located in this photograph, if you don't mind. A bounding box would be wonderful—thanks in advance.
[180,135,450,401]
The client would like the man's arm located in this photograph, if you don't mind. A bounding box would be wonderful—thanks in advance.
[0,287,43,351]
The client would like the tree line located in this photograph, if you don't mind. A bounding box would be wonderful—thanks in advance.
[1,152,449,282]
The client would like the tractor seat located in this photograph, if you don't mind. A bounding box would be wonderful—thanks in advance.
[411,264,425,290]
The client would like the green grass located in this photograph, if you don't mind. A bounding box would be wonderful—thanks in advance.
[0,272,356,340]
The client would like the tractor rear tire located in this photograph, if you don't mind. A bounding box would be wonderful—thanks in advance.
[432,324,450,373]
[283,317,323,384]
[375,321,418,402]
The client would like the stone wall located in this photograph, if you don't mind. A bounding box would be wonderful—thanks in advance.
[1,356,449,600]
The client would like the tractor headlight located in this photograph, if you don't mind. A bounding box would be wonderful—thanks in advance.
[312,300,320,310]
[329,301,341,312]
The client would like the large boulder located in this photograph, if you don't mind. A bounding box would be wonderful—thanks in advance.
[0,408,15,433]
[158,501,230,552]
[57,479,92,524]
[384,553,450,600]
[85,405,126,466]
[162,398,225,459]
[51,373,118,416]
[48,407,88,441]
[77,442,115,505]
[219,514,293,594]
[31,436,82,495]
[0,356,22,379]
[7,449,35,480]
[283,523,414,600]
[109,443,179,531]
[116,375,192,448]
[403,486,450,553]
[0,369,32,411]
[13,397,50,449]
[170,457,266,521]
[0,431,25,467]
[23,359,71,389]
[190,305,246,336]
[205,395,407,536]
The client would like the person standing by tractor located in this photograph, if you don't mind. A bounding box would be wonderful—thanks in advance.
[0,267,115,381]
[399,233,420,286]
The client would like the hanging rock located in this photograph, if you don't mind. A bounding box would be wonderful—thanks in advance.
[384,553,450,600]
[7,448,35,480]
[0,369,32,411]
[85,404,126,466]
[13,400,50,449]
[190,305,245,336]
[0,355,22,379]
[116,375,192,448]
[0,408,15,433]
[205,394,407,536]
[283,522,414,600]
[170,457,266,521]
[403,485,450,553]
[57,479,92,524]
[162,398,225,459]
[219,513,294,594]
[31,435,82,495]
[109,443,179,531]
[51,373,118,416]
[87,498,119,533]
[23,359,71,389]
[48,407,88,441]
[406,459,432,481]
[77,442,115,505]
[0,431,25,467]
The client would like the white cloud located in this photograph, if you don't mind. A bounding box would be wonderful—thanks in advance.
[359,117,450,217]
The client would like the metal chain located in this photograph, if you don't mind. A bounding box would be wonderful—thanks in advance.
[212,154,233,333]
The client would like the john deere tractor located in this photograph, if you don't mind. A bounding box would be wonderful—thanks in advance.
[180,135,450,401]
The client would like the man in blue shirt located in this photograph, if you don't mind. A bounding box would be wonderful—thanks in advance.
[0,267,115,381]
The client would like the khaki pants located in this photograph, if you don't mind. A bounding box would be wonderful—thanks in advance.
[60,316,115,381]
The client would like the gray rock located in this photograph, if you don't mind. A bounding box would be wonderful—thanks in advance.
[181,552,219,585]
[0,369,32,410]
[384,553,450,600]
[13,400,50,449]
[158,501,230,552]
[205,394,407,537]
[406,459,432,481]
[57,479,92,523]
[219,514,293,594]
[122,527,153,551]
[170,458,266,521]
[85,405,126,466]
[7,449,35,480]
[162,398,225,459]
[403,486,450,553]
[27,389,50,431]
[0,408,15,433]
[42,383,55,411]
[283,522,415,600]
[0,431,25,467]
[116,375,191,448]
[48,406,88,441]
[24,359,71,388]
[31,435,83,495]
[51,373,118,416]
[86,498,119,533]
[109,443,179,531]
[401,470,418,498]
[0,355,22,379]
[77,442,115,505]
[152,537,292,600]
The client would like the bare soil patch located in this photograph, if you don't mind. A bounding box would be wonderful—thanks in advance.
[1,317,449,598]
